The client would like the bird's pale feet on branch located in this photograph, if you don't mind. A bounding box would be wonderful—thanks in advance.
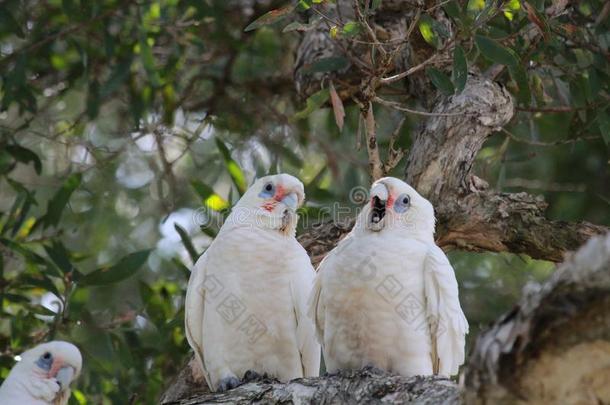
[217,375,241,392]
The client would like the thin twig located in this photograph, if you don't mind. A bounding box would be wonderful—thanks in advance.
[379,54,441,85]
[502,127,601,146]
[374,96,468,117]
[363,101,384,180]
[384,117,407,173]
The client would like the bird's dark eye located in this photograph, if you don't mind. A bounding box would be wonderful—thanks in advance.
[36,352,53,370]
[259,182,275,198]
[394,193,410,213]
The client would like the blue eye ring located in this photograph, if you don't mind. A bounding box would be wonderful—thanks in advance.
[36,352,53,371]
[394,193,410,213]
[259,182,275,198]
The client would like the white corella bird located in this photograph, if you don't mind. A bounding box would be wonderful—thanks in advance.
[309,177,468,377]
[0,341,82,405]
[185,174,320,391]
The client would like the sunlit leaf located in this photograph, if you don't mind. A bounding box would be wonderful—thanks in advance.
[244,5,295,32]
[342,21,361,37]
[192,180,230,211]
[503,0,521,21]
[80,250,151,286]
[418,15,441,49]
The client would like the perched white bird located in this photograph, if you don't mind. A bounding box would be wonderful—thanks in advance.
[309,177,468,377]
[0,341,82,405]
[185,174,320,391]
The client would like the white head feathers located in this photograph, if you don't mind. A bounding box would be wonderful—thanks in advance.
[354,177,436,238]
[0,341,82,405]
[226,173,305,236]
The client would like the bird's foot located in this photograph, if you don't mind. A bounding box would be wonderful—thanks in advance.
[243,369,263,382]
[217,375,241,392]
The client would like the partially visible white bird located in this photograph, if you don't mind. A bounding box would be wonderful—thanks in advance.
[309,177,468,377]
[185,174,320,392]
[0,341,82,405]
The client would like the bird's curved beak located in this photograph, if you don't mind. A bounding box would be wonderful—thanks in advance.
[55,366,75,390]
[369,183,389,231]
[280,192,299,211]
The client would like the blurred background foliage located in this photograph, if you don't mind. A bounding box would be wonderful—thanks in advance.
[0,0,608,403]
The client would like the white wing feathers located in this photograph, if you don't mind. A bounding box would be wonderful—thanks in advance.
[184,251,213,388]
[423,245,469,376]
[307,269,324,345]
[290,251,321,377]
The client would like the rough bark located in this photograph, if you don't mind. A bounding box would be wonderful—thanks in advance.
[161,367,460,405]
[464,232,610,404]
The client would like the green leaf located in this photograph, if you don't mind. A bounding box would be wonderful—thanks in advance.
[0,9,24,38]
[244,5,295,32]
[20,274,61,298]
[79,250,151,286]
[452,46,468,93]
[293,88,330,120]
[42,173,82,229]
[598,110,610,146]
[174,224,200,264]
[5,144,42,174]
[342,21,361,37]
[427,67,455,96]
[282,21,312,33]
[191,180,229,211]
[475,35,519,66]
[215,138,247,195]
[443,1,462,20]
[508,64,531,105]
[44,241,74,274]
[303,57,349,74]
[418,15,441,49]
[139,36,162,87]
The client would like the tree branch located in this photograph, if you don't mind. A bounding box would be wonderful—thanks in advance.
[162,367,460,405]
[465,232,610,404]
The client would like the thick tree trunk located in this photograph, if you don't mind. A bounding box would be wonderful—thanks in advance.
[464,232,610,404]
[161,233,610,404]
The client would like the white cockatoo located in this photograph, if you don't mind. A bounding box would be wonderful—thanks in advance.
[185,173,320,392]
[0,341,82,405]
[309,177,468,377]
